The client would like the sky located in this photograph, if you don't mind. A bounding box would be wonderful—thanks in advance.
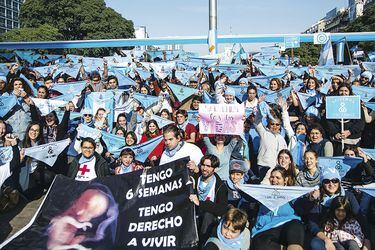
[105,0,348,54]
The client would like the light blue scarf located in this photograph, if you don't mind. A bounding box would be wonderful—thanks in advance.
[321,187,345,207]
[164,141,184,158]
[198,175,216,201]
[217,220,245,249]
[78,155,95,164]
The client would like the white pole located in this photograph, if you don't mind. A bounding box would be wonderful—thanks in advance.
[208,0,218,55]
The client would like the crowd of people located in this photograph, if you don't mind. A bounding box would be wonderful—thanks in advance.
[0,50,374,250]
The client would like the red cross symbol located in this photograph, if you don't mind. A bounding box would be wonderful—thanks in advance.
[79,164,90,175]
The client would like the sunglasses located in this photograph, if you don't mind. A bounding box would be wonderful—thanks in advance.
[322,178,340,185]
[270,123,281,126]
[83,114,92,117]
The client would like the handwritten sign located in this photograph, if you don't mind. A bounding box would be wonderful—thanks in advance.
[199,104,244,135]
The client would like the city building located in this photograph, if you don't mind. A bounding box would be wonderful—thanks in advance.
[0,0,24,33]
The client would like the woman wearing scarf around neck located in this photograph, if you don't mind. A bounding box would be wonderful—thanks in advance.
[114,148,143,175]
[308,168,365,250]
[296,150,321,187]
[67,137,110,181]
[251,167,313,250]
[204,208,250,250]
[139,119,164,166]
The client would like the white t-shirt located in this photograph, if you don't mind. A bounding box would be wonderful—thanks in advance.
[160,142,203,166]
[75,157,97,181]
[0,163,10,188]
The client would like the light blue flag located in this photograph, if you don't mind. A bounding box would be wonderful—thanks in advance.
[150,114,174,128]
[174,70,196,85]
[101,131,125,153]
[0,53,14,61]
[135,68,151,80]
[113,135,163,162]
[56,110,81,122]
[245,107,254,118]
[45,54,62,61]
[256,87,274,97]
[0,64,10,75]
[365,102,375,111]
[318,39,335,66]
[0,147,13,165]
[352,85,375,102]
[20,74,38,96]
[0,95,17,117]
[36,58,52,65]
[55,63,81,78]
[319,80,331,95]
[250,73,285,88]
[113,69,136,88]
[254,65,286,76]
[33,66,53,77]
[215,64,247,71]
[265,87,292,104]
[187,110,199,126]
[133,93,159,109]
[202,91,216,104]
[228,72,243,82]
[289,79,304,92]
[167,82,198,102]
[84,92,115,131]
[231,85,248,102]
[296,92,316,110]
[318,156,363,178]
[78,124,101,140]
[238,184,317,212]
[50,93,74,102]
[355,183,375,198]
[291,140,305,169]
[24,139,70,167]
[51,81,87,95]
[361,148,375,161]
[288,66,308,77]
[15,51,39,64]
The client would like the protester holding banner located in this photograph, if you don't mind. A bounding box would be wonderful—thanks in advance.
[326,83,366,155]
[251,167,312,250]
[159,124,203,166]
[189,154,228,246]
[67,137,110,181]
[204,208,250,250]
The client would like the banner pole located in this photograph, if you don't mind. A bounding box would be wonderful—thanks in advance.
[341,118,344,152]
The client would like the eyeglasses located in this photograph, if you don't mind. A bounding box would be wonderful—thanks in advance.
[270,123,281,126]
[322,179,340,185]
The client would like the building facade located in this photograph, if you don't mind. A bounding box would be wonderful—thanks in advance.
[0,0,23,33]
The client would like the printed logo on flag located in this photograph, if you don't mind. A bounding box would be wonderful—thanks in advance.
[314,32,331,44]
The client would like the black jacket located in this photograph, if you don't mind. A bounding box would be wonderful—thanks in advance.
[67,152,110,179]
[193,172,228,217]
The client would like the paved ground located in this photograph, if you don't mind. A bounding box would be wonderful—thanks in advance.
[0,195,44,243]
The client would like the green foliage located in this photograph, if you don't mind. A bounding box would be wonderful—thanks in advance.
[3,0,134,56]
[285,43,321,66]
[346,3,375,52]
[0,24,62,42]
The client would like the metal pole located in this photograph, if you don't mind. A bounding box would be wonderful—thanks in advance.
[336,40,345,64]
[208,0,218,54]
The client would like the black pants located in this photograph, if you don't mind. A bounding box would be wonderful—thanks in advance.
[252,220,305,250]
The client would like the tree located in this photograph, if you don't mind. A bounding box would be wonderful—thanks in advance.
[2,0,135,56]
[285,43,322,66]
[0,24,62,42]
[346,3,375,52]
